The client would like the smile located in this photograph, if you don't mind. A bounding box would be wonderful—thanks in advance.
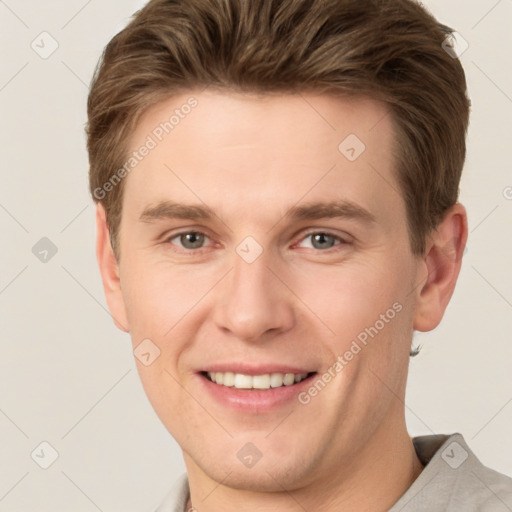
[205,371,311,390]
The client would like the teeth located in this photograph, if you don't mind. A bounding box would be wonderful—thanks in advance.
[234,374,253,389]
[283,373,295,386]
[206,371,309,389]
[270,373,284,388]
[223,372,235,387]
[252,374,271,389]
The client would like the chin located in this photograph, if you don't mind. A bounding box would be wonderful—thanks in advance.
[184,435,321,493]
[204,459,312,493]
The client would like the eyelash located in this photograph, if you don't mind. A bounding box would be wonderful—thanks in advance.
[164,229,351,253]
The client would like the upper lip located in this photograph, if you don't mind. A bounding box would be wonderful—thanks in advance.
[199,364,315,375]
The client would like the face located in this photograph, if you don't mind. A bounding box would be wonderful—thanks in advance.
[104,90,426,492]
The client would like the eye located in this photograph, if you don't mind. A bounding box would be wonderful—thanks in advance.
[297,232,347,250]
[167,231,211,250]
[164,230,348,252]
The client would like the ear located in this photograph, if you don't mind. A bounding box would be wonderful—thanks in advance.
[413,203,468,332]
[95,204,130,332]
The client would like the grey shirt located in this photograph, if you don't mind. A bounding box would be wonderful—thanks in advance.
[155,433,512,511]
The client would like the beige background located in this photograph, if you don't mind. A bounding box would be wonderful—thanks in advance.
[0,0,511,510]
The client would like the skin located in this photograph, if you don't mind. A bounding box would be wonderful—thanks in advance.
[96,90,467,511]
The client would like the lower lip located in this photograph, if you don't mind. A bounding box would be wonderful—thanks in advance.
[197,373,316,412]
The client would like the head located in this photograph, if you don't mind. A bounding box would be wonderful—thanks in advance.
[87,0,469,499]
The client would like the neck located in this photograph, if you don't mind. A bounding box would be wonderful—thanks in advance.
[184,418,423,512]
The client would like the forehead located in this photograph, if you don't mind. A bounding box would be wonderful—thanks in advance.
[122,90,402,226]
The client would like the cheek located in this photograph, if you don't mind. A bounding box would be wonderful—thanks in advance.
[120,261,213,338]
[292,255,415,388]
[296,261,406,337]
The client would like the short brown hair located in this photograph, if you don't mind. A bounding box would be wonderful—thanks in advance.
[86,0,470,258]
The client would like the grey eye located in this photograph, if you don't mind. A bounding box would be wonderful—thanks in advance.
[309,233,338,250]
[297,232,344,250]
[178,232,206,249]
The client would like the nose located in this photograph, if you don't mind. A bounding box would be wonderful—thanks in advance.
[212,252,296,342]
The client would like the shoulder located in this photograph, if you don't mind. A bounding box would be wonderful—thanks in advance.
[467,464,512,512]
[154,473,190,512]
[390,433,512,512]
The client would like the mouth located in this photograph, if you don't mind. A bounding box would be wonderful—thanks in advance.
[197,367,318,415]
[202,371,314,390]
[197,366,318,411]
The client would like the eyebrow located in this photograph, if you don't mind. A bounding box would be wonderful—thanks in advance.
[139,200,376,224]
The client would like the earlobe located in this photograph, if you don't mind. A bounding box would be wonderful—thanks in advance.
[413,203,468,332]
[95,204,130,332]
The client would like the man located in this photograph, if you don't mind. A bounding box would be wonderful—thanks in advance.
[86,0,512,510]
